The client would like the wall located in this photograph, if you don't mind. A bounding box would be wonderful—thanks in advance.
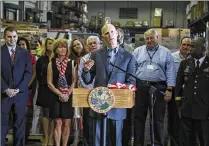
[87,1,188,28]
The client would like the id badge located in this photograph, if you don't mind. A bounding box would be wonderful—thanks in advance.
[147,64,154,70]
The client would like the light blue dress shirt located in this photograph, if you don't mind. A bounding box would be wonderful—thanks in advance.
[107,45,119,63]
[78,53,95,89]
[132,45,176,86]
[172,51,184,73]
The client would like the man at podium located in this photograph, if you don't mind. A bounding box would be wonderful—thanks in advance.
[82,23,136,146]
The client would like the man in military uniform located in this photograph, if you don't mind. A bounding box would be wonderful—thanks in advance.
[175,37,209,146]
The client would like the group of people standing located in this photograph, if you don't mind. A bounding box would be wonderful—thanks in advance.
[1,24,209,146]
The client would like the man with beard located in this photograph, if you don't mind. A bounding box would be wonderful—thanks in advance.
[175,37,209,146]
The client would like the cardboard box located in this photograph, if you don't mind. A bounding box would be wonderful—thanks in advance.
[153,16,161,27]
[154,8,162,17]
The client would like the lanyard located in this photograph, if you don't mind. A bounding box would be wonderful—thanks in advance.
[146,45,159,64]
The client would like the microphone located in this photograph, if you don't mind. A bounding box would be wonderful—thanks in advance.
[110,62,166,96]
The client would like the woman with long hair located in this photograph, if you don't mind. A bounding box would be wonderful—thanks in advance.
[17,37,37,143]
[36,38,55,146]
[47,39,76,146]
[69,38,88,145]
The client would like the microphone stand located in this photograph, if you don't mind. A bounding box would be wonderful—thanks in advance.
[110,63,165,146]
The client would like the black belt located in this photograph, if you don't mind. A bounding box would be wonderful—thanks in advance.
[138,80,166,86]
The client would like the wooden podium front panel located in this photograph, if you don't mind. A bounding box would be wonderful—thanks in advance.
[72,88,135,108]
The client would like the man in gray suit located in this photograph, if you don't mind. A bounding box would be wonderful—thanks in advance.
[82,23,136,146]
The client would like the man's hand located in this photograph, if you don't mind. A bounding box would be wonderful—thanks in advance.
[5,89,19,98]
[164,90,172,102]
[83,59,94,72]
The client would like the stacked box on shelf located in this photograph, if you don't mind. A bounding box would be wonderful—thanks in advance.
[153,8,162,27]
[191,4,198,22]
[153,16,161,27]
[194,4,199,20]
[203,1,209,14]
[198,1,203,19]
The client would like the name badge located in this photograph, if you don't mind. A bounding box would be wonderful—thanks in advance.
[147,65,154,70]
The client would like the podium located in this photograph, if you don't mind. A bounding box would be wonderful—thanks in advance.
[72,88,135,146]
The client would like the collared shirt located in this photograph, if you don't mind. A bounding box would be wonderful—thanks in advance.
[6,44,16,56]
[172,50,185,73]
[195,55,206,67]
[107,45,119,62]
[78,53,95,89]
[132,45,176,86]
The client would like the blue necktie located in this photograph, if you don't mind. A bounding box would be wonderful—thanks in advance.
[107,49,116,75]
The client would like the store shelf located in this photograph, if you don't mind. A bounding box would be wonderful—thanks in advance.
[56,14,64,19]
[51,1,88,29]
[62,4,87,14]
[189,12,209,27]
[122,27,150,36]
[189,12,209,33]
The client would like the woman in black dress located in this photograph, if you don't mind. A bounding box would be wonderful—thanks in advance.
[36,38,55,145]
[47,39,77,146]
[69,38,88,145]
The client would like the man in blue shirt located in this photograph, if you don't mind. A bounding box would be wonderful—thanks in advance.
[172,37,192,73]
[78,35,101,146]
[132,29,176,146]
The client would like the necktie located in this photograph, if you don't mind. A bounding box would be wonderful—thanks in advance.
[107,49,114,75]
[11,49,15,64]
[196,60,200,69]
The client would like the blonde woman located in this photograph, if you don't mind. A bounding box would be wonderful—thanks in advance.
[36,38,55,145]
[47,39,77,146]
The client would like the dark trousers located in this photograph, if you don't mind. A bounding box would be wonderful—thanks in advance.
[106,119,117,146]
[134,81,166,146]
[96,118,123,146]
[179,117,209,146]
[1,96,27,146]
[83,108,96,146]
[167,91,181,146]
[122,108,134,146]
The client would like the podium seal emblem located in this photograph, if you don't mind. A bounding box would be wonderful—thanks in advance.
[88,87,115,113]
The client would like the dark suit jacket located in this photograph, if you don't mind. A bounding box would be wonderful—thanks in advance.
[175,55,209,119]
[1,44,32,101]
[82,46,136,120]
